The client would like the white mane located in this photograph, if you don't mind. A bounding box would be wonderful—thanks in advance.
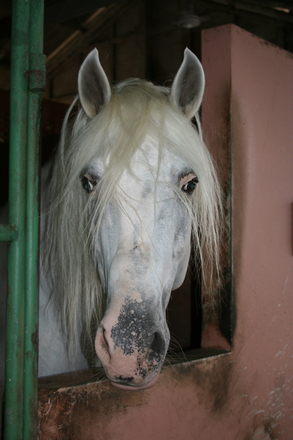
[43,78,223,359]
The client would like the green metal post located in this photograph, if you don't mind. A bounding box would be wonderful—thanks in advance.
[23,0,45,438]
[0,225,18,243]
[4,0,29,438]
[2,1,45,437]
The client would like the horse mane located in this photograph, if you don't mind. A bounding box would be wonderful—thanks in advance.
[43,78,223,360]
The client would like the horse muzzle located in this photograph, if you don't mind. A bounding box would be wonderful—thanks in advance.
[95,299,169,390]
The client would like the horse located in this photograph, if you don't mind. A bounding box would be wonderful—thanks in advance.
[1,48,222,394]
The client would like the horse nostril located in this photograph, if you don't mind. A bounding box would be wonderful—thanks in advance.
[100,327,109,355]
[149,332,164,356]
[95,324,113,365]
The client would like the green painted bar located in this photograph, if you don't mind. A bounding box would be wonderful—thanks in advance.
[5,0,29,438]
[23,0,45,438]
[0,224,18,243]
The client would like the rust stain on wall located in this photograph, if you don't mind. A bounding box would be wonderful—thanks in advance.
[38,379,147,440]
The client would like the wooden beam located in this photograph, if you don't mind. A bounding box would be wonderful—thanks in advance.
[46,1,131,78]
[193,0,293,23]
[44,0,119,25]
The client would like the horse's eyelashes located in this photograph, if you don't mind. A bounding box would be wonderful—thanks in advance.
[180,172,198,195]
[81,175,97,193]
[182,178,198,194]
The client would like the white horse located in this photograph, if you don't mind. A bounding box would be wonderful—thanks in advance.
[2,48,222,394]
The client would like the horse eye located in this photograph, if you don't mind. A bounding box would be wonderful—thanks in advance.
[181,177,198,194]
[81,175,96,193]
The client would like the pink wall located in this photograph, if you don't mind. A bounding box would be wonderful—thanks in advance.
[202,24,293,438]
[38,25,293,439]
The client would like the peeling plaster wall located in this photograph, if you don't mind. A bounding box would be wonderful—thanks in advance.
[38,25,293,439]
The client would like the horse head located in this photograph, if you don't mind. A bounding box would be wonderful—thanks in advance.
[47,48,221,390]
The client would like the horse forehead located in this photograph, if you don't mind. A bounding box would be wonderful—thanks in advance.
[125,139,186,182]
[117,153,181,200]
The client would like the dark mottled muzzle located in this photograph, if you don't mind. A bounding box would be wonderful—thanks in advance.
[95,296,169,389]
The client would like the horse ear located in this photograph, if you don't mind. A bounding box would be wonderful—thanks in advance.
[78,48,111,119]
[171,48,205,120]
